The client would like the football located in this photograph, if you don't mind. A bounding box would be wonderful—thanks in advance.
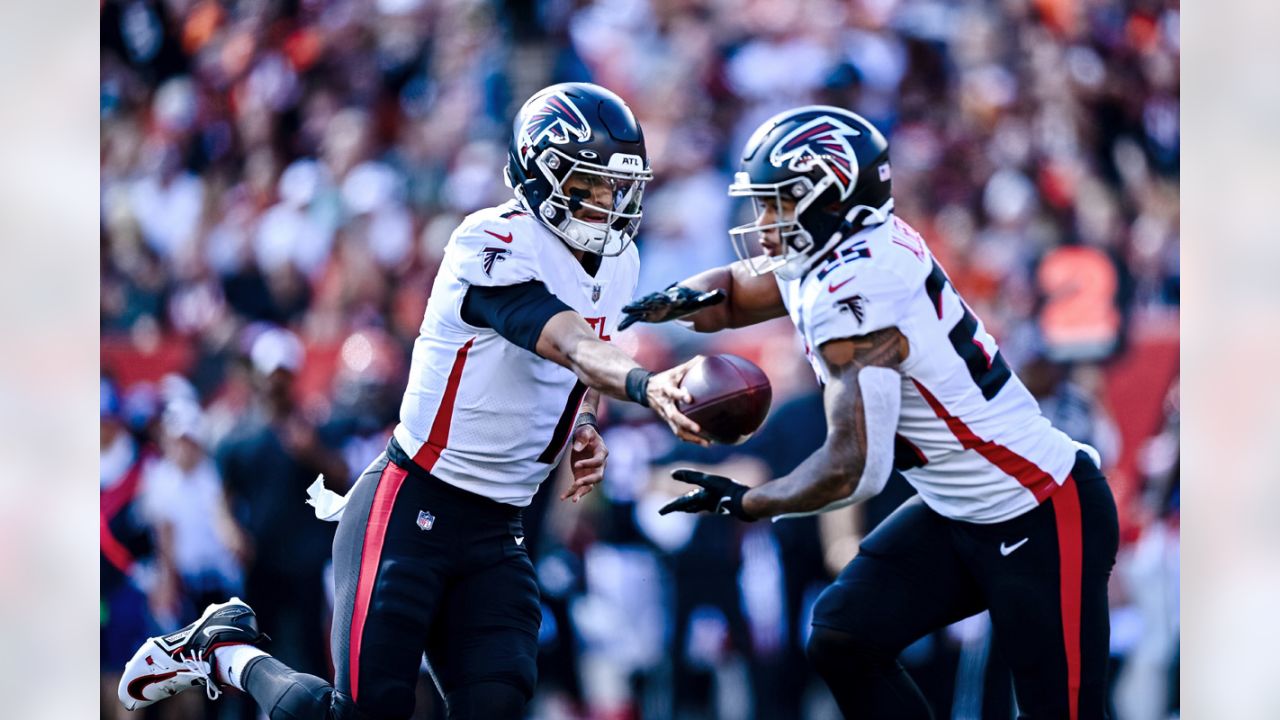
[677,354,773,444]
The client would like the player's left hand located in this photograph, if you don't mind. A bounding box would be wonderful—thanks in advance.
[562,423,608,503]
[659,468,756,521]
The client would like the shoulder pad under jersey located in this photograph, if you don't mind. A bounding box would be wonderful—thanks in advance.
[804,249,917,347]
[448,205,544,288]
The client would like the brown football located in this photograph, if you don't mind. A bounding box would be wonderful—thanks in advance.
[677,354,773,445]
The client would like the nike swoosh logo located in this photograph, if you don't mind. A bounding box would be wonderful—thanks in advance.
[828,276,856,293]
[485,230,513,243]
[127,670,180,702]
[999,538,1030,556]
[201,625,241,638]
[514,536,524,546]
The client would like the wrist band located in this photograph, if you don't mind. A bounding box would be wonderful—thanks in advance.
[575,411,599,430]
[625,368,653,407]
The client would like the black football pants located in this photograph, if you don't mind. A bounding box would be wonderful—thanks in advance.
[241,440,541,720]
[808,450,1119,719]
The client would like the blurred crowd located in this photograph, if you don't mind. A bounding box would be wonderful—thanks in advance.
[100,0,1179,718]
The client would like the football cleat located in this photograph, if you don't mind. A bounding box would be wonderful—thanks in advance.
[118,597,268,710]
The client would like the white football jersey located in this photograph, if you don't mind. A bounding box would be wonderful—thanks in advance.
[392,200,639,506]
[779,216,1080,523]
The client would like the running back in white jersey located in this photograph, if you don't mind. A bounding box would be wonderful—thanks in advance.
[778,216,1080,523]
[392,200,639,506]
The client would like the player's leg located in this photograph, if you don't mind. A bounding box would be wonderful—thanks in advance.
[425,512,541,720]
[236,452,450,720]
[806,496,986,720]
[972,452,1119,719]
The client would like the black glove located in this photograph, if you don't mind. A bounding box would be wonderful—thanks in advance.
[618,284,726,331]
[659,468,756,521]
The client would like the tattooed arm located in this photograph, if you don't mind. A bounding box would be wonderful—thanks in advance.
[742,327,908,519]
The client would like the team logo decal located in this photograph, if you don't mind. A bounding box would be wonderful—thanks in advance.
[519,92,591,160]
[769,116,862,199]
[417,510,435,531]
[479,246,511,277]
[836,294,866,325]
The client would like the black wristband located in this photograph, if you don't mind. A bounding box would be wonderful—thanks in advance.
[574,411,598,430]
[625,368,653,407]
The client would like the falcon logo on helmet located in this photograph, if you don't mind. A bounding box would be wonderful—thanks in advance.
[769,116,862,199]
[507,82,651,256]
[519,93,592,160]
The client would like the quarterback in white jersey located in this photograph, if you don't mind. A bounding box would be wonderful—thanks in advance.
[119,83,707,720]
[625,106,1119,720]
[392,196,645,506]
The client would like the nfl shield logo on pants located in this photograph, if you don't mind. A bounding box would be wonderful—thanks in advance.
[416,510,435,531]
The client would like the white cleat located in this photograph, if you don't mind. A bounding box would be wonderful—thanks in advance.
[117,597,265,710]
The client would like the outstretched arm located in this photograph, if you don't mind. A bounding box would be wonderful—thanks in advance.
[536,310,708,445]
[620,261,787,333]
[462,280,708,445]
[741,327,907,518]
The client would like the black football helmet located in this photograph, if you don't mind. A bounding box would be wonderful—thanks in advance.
[505,82,652,256]
[729,106,893,280]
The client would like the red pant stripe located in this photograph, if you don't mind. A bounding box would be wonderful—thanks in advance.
[348,462,408,702]
[1052,474,1084,720]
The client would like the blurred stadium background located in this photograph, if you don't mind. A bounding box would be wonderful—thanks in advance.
[100,0,1179,718]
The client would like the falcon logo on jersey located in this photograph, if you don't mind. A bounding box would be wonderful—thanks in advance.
[519,92,591,160]
[836,294,866,325]
[479,246,511,277]
[770,116,862,199]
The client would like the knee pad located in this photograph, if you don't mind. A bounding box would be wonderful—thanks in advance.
[445,680,529,720]
[806,625,898,677]
[266,671,334,720]
[242,657,334,720]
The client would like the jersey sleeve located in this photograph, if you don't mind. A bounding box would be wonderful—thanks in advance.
[805,262,915,347]
[461,281,572,353]
[447,214,542,288]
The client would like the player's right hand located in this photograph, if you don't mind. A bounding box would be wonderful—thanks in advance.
[647,357,710,447]
[660,468,756,521]
[618,284,726,331]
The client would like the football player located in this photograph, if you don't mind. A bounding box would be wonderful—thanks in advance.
[119,83,706,720]
[623,106,1120,719]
